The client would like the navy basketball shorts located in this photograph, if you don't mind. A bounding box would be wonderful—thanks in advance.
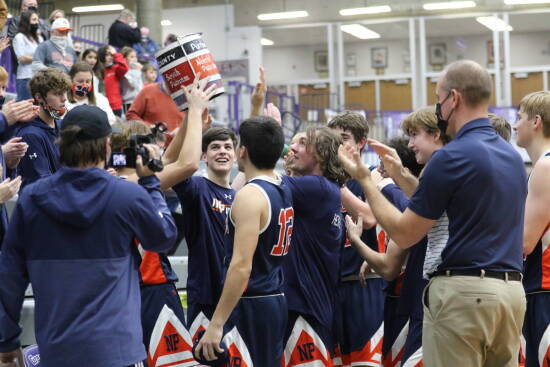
[186,300,217,343]
[523,292,550,367]
[382,295,409,367]
[223,294,287,367]
[401,316,423,367]
[338,278,385,367]
[141,283,196,367]
[283,310,335,367]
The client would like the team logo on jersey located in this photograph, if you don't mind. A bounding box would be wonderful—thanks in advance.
[224,194,233,200]
[28,152,38,160]
[212,198,231,215]
[332,214,342,228]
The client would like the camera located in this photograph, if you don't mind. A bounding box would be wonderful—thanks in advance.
[110,122,168,172]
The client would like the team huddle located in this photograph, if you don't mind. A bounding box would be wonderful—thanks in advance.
[0,59,548,367]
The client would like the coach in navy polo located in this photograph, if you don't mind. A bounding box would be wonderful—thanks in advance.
[338,60,527,367]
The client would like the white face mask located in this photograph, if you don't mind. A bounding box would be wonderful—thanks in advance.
[50,35,67,50]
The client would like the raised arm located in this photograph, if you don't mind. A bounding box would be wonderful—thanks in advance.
[158,76,217,190]
[339,144,435,248]
[368,138,419,197]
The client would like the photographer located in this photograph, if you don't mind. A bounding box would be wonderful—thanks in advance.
[0,105,177,367]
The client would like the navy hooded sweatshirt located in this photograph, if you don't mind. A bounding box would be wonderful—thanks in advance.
[14,117,60,188]
[0,113,9,248]
[0,167,177,367]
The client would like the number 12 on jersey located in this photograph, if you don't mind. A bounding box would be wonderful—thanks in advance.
[271,207,294,256]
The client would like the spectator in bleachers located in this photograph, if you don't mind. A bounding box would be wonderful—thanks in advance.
[120,46,143,112]
[66,62,116,125]
[163,33,177,47]
[108,9,141,49]
[14,67,70,188]
[32,18,76,74]
[13,10,43,100]
[133,27,159,61]
[73,41,82,59]
[48,9,76,50]
[7,0,49,40]
[98,45,128,117]
[142,63,158,85]
[82,48,105,94]
[126,81,183,131]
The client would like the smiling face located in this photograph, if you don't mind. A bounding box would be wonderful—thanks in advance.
[204,138,236,175]
[407,127,441,165]
[289,131,319,175]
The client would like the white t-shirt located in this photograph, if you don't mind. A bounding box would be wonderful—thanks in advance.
[65,92,117,125]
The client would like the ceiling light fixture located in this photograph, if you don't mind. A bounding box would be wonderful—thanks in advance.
[261,38,275,46]
[476,16,513,31]
[423,1,477,10]
[257,10,309,21]
[504,0,550,4]
[339,5,392,16]
[72,4,124,13]
[161,20,172,26]
[341,24,381,39]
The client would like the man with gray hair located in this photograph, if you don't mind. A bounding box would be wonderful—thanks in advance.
[108,9,141,49]
[338,59,527,367]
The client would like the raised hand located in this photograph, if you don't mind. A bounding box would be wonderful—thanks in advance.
[251,66,266,116]
[264,102,282,125]
[367,138,404,181]
[338,144,371,181]
[182,73,217,114]
[345,214,363,243]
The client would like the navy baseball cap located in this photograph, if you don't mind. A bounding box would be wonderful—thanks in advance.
[61,105,120,139]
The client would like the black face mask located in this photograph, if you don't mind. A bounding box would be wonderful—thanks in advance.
[30,23,39,32]
[435,91,453,135]
[27,6,37,12]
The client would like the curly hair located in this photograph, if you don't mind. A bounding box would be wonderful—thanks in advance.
[306,127,349,186]
[29,67,72,100]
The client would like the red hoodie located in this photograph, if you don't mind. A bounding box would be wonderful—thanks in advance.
[103,52,128,111]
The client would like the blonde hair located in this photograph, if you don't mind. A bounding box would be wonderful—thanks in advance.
[519,91,550,138]
[401,106,450,144]
[488,113,512,141]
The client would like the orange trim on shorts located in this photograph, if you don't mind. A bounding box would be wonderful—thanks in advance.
[542,240,550,290]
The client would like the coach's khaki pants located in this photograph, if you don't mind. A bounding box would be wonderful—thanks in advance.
[422,275,526,367]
